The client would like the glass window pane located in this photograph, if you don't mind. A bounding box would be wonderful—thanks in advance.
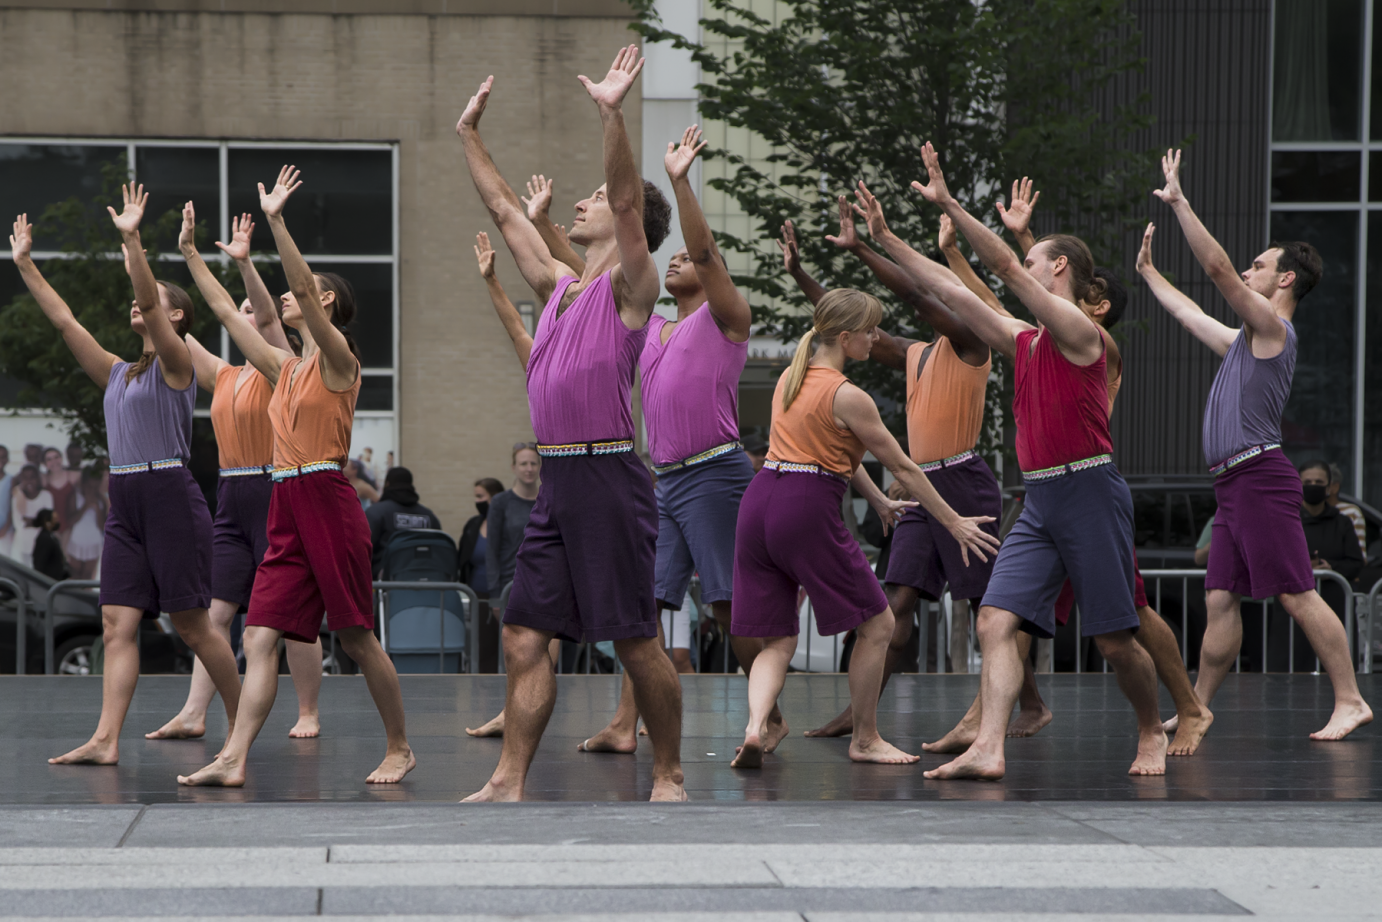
[1273,0,1363,141]
[0,144,126,251]
[1364,213,1382,511]
[227,149,392,256]
[1271,211,1356,483]
[1272,151,1360,202]
[357,374,393,411]
[310,262,393,369]
[135,147,220,250]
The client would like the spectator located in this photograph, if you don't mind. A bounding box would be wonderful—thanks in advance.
[365,467,442,577]
[355,447,380,489]
[485,445,541,598]
[742,435,768,473]
[344,458,380,510]
[459,476,505,594]
[1328,462,1368,562]
[22,444,42,468]
[30,509,68,581]
[1299,460,1363,619]
[64,440,84,472]
[65,465,106,580]
[41,446,78,539]
[10,465,53,569]
[0,445,13,559]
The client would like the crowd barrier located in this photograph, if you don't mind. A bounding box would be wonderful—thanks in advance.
[3,578,25,675]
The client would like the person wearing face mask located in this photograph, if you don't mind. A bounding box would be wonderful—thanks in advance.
[1299,460,1363,632]
[458,477,506,607]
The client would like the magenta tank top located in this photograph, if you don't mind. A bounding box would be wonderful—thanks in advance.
[103,357,195,466]
[1012,328,1112,473]
[640,305,748,465]
[527,272,646,444]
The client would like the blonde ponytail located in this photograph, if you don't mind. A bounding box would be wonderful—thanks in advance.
[781,288,883,411]
[781,328,818,411]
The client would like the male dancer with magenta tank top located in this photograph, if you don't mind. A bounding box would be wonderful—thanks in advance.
[456,46,687,802]
[1138,149,1371,741]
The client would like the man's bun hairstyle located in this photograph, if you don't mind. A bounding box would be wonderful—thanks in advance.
[642,180,672,253]
[1269,240,1323,302]
[1094,267,1128,329]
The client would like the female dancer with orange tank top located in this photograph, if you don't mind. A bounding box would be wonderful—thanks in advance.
[147,204,323,742]
[180,167,414,787]
[729,289,1000,768]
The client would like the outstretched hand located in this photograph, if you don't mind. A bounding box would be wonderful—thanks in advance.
[259,165,302,218]
[947,515,1001,567]
[457,76,494,134]
[178,201,197,253]
[996,177,1040,236]
[1136,222,1157,275]
[10,213,32,261]
[215,213,255,262]
[522,175,553,222]
[872,496,920,537]
[578,45,644,110]
[665,125,706,182]
[1153,148,1184,206]
[910,142,954,208]
[475,231,497,280]
[850,181,891,241]
[107,183,148,236]
[937,213,958,251]
[824,195,859,250]
[777,220,803,274]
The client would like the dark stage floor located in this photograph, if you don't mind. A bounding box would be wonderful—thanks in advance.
[1,673,1376,804]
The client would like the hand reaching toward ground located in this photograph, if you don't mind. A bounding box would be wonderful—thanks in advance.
[777,220,803,274]
[475,232,497,280]
[1153,148,1184,206]
[216,213,255,261]
[665,125,706,182]
[911,143,955,208]
[107,183,148,236]
[457,76,493,135]
[522,175,553,223]
[11,213,33,261]
[996,177,1040,237]
[824,195,859,250]
[259,165,302,218]
[578,45,644,110]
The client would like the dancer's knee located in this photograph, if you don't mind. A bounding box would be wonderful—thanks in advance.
[241,625,281,662]
[857,607,895,645]
[501,625,554,671]
[976,606,1019,648]
[1092,629,1138,664]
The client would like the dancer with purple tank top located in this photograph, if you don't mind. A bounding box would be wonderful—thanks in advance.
[1138,149,1371,741]
[456,46,686,802]
[10,191,241,766]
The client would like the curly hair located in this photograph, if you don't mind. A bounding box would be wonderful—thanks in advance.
[642,180,672,253]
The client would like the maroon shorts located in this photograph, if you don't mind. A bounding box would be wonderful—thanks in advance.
[100,466,212,615]
[884,453,1001,603]
[1206,448,1316,599]
[246,470,373,643]
[732,467,889,638]
[211,473,272,608]
[1055,553,1149,627]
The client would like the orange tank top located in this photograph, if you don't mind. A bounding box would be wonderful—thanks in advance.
[210,364,275,469]
[268,354,361,469]
[904,337,990,464]
[766,365,866,477]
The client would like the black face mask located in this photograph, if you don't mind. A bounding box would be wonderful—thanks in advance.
[1302,484,1328,506]
[475,501,490,518]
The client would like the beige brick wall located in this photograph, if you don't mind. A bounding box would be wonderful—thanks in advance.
[0,7,639,535]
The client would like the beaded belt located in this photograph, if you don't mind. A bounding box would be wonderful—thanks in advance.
[652,440,743,476]
[219,464,273,478]
[1209,443,1280,477]
[919,449,977,474]
[763,459,849,482]
[271,461,342,482]
[110,457,184,476]
[1022,453,1114,484]
[535,439,634,458]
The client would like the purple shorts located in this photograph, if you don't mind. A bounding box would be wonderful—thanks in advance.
[982,462,1138,639]
[654,450,755,608]
[212,473,272,608]
[884,453,1001,602]
[505,452,659,643]
[1207,448,1316,599]
[100,466,212,615]
[731,467,889,638]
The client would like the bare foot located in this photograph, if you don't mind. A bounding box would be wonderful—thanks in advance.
[849,736,920,764]
[289,715,320,739]
[49,739,118,765]
[732,734,764,769]
[464,711,505,738]
[921,715,979,754]
[461,776,521,802]
[650,774,688,802]
[923,747,1004,780]
[803,708,852,739]
[763,714,791,753]
[178,755,246,787]
[1167,706,1213,756]
[144,715,206,740]
[577,725,638,754]
[1310,699,1374,741]
[1129,728,1168,776]
[366,748,416,784]
[1007,705,1052,738]
[638,725,648,736]
[1161,714,1178,734]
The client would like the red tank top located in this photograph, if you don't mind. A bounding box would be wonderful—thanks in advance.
[1013,328,1112,472]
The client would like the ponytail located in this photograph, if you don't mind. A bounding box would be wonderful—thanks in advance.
[315,272,361,364]
[781,329,818,412]
[782,288,884,411]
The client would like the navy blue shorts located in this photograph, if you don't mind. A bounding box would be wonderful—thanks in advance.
[212,473,272,609]
[100,466,212,615]
[982,462,1138,639]
[505,452,659,643]
[654,450,755,608]
[884,453,1001,603]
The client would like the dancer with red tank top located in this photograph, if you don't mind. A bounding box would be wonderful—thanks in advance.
[730,289,999,768]
[1139,149,1371,740]
[147,204,323,743]
[179,166,414,787]
[11,191,241,766]
[456,47,686,801]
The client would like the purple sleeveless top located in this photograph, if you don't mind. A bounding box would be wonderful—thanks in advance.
[104,357,195,466]
[1202,319,1297,467]
[527,272,646,444]
[640,305,748,465]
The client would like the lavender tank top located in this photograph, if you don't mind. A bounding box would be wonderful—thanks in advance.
[104,358,195,466]
[1202,318,1297,467]
[527,272,647,444]
[640,305,748,465]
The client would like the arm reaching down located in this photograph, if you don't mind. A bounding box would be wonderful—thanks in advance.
[522,175,586,276]
[477,232,533,369]
[850,466,917,537]
[778,220,828,306]
[1136,222,1236,357]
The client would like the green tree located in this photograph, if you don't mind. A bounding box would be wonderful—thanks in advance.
[632,0,1168,450]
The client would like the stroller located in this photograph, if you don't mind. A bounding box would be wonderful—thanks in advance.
[378,529,468,673]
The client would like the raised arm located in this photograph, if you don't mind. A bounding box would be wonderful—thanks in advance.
[456,78,568,300]
[579,46,660,322]
[666,126,751,342]
[476,232,533,370]
[1155,149,1286,349]
[522,175,586,276]
[216,212,293,354]
[914,143,1101,364]
[996,177,1040,256]
[1136,222,1235,356]
[183,333,227,393]
[937,213,1011,318]
[777,220,828,305]
[111,184,194,390]
[260,166,357,391]
[9,214,119,387]
[869,328,915,371]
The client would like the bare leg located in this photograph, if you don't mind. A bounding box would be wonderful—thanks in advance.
[846,608,919,763]
[1093,629,1167,775]
[146,597,238,740]
[733,635,796,769]
[167,607,242,743]
[806,584,917,738]
[50,605,142,764]
[1134,605,1212,755]
[286,638,323,738]
[924,607,1022,780]
[710,601,790,752]
[1009,631,1052,738]
[466,638,559,738]
[1278,590,1373,740]
[614,635,686,801]
[335,627,415,782]
[949,598,971,674]
[1184,589,1244,720]
[926,631,1037,752]
[579,668,640,753]
[669,648,694,674]
[463,625,557,801]
[178,625,282,786]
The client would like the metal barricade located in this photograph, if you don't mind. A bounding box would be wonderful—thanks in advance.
[1,578,27,675]
[494,580,512,675]
[373,581,480,674]
[44,580,101,675]
[1363,576,1382,676]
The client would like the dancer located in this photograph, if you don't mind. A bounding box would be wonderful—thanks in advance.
[179,166,414,786]
[11,192,242,766]
[779,196,1001,741]
[148,204,323,742]
[730,288,999,768]
[456,47,685,801]
[1139,148,1372,740]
